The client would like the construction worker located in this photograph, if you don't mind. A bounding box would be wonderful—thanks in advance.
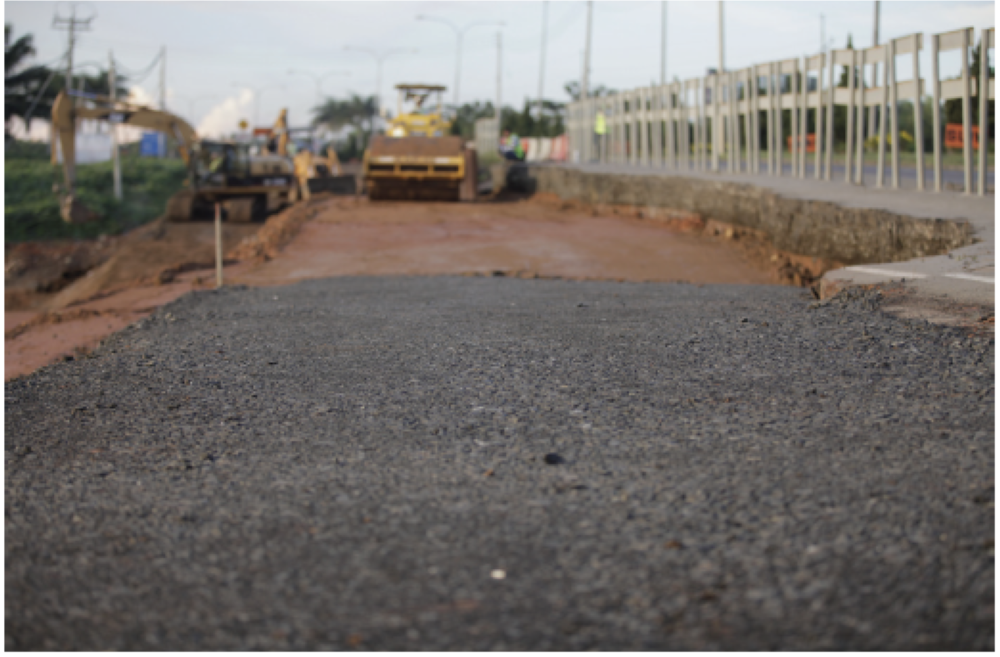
[500,130,524,161]
[293,147,314,201]
[207,150,228,176]
[594,110,607,161]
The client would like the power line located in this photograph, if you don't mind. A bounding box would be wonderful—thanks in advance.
[112,49,162,81]
[23,52,68,124]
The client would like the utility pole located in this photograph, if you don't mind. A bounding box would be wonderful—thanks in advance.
[661,1,667,85]
[718,1,725,73]
[582,0,593,99]
[52,3,93,186]
[537,0,548,121]
[53,4,93,103]
[109,50,121,200]
[496,32,503,149]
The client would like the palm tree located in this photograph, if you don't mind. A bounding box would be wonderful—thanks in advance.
[5,24,52,133]
[312,93,377,150]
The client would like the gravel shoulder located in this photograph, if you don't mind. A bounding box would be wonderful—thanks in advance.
[5,277,994,650]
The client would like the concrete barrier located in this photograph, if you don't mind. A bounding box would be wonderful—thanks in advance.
[528,165,974,266]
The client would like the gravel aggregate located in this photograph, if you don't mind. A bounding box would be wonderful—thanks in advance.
[5,276,995,650]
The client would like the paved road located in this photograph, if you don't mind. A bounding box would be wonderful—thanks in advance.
[5,277,994,650]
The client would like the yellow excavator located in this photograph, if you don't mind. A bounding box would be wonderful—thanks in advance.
[362,83,477,202]
[50,90,298,223]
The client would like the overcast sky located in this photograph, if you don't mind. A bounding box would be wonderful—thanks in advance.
[6,0,996,138]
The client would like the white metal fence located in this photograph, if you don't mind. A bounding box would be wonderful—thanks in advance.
[566,26,994,195]
[475,117,499,156]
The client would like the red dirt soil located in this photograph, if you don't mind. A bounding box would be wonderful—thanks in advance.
[6,193,823,381]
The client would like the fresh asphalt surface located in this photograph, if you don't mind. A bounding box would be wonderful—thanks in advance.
[5,276,994,650]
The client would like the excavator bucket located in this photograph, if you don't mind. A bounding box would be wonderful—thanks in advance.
[59,195,100,224]
[364,135,473,202]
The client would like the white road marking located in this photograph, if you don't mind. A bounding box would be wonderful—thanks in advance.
[844,267,927,279]
[943,273,995,284]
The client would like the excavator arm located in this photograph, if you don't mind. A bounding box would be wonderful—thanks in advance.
[50,90,201,223]
[51,91,199,185]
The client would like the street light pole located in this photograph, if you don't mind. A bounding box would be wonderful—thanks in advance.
[537,0,548,121]
[416,15,505,107]
[718,0,725,73]
[582,1,592,99]
[661,1,667,85]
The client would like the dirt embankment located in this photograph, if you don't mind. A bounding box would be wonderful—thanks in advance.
[5,195,337,380]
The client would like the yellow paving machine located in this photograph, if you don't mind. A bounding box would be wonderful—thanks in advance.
[362,84,477,202]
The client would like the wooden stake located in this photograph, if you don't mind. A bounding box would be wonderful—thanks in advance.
[215,203,223,289]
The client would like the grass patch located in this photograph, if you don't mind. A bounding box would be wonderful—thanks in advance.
[5,155,188,242]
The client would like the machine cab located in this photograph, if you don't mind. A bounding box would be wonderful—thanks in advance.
[194,141,251,184]
[387,84,453,138]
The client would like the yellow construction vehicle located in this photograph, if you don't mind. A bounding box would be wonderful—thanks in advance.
[258,108,348,199]
[50,90,297,223]
[362,83,477,202]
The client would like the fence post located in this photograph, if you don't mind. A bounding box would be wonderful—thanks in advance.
[766,64,773,175]
[913,34,925,191]
[709,75,719,172]
[799,57,807,177]
[668,84,676,169]
[648,86,655,167]
[642,87,651,167]
[729,73,743,173]
[978,28,991,196]
[694,78,701,171]
[752,67,760,174]
[791,59,799,177]
[706,76,711,172]
[678,85,686,170]
[889,37,899,189]
[630,91,637,166]
[776,64,784,177]
[617,93,624,165]
[741,70,751,174]
[652,87,662,167]
[816,54,825,180]
[684,82,692,171]
[931,34,942,191]
[619,93,626,165]
[845,49,856,183]
[961,27,972,194]
[876,44,887,188]
[855,48,867,185]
